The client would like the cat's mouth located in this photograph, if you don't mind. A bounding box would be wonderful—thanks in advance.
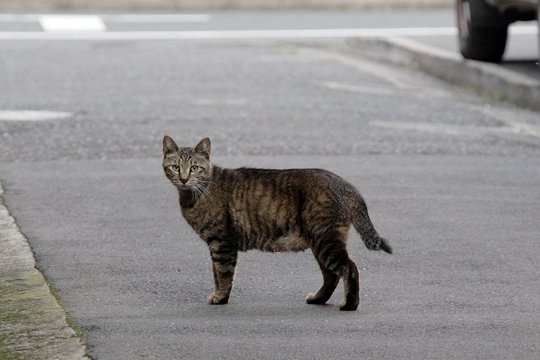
[173,182,194,191]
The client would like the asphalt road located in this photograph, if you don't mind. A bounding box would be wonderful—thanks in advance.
[1,11,540,360]
[1,9,538,76]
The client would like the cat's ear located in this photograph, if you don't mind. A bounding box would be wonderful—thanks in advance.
[163,135,179,155]
[193,137,211,159]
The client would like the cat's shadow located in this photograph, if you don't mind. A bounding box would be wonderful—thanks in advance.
[196,302,361,318]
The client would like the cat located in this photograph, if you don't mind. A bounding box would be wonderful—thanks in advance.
[162,136,392,311]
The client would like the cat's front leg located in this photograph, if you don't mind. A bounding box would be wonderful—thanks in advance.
[207,239,238,305]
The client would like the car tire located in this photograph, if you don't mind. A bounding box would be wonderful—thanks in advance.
[457,0,509,63]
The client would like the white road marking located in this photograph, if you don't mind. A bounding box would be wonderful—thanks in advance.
[191,98,247,106]
[370,120,540,138]
[371,121,467,136]
[321,81,399,96]
[320,80,450,98]
[0,13,211,23]
[0,22,536,40]
[0,27,454,40]
[0,110,73,121]
[1,27,456,40]
[100,14,211,23]
[39,15,106,32]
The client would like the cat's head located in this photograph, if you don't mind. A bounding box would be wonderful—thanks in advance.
[162,136,213,190]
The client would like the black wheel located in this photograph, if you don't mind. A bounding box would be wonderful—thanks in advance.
[457,0,509,63]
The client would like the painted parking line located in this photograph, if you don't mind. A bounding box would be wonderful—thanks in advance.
[0,27,456,40]
[39,15,106,32]
[0,110,73,122]
[100,14,211,23]
[0,13,211,23]
[0,25,536,40]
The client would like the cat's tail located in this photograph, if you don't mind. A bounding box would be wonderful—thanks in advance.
[349,192,393,254]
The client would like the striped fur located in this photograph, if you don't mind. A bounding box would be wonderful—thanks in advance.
[163,136,392,311]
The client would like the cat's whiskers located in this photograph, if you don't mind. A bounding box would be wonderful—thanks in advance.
[198,179,214,186]
[198,180,214,195]
[194,182,213,201]
[193,185,202,200]
[190,186,201,201]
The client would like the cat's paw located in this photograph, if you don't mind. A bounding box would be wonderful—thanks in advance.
[207,292,229,305]
[339,303,358,311]
[305,293,327,305]
[339,297,359,311]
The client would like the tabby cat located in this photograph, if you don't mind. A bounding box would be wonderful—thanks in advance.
[163,136,392,311]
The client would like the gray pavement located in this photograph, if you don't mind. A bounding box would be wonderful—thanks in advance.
[0,9,536,79]
[350,35,540,111]
[0,0,453,11]
[1,10,540,360]
[2,155,539,359]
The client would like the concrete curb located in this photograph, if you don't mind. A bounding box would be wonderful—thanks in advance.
[347,36,540,111]
[0,0,452,11]
[0,182,89,360]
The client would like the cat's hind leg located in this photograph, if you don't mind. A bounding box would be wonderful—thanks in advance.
[339,259,359,311]
[306,267,340,305]
[307,226,360,311]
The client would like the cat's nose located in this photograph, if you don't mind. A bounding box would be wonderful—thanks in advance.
[180,178,188,184]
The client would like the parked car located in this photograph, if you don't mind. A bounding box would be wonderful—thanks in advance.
[456,0,539,62]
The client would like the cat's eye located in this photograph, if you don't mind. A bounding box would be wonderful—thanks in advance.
[190,165,200,172]
[169,165,180,173]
